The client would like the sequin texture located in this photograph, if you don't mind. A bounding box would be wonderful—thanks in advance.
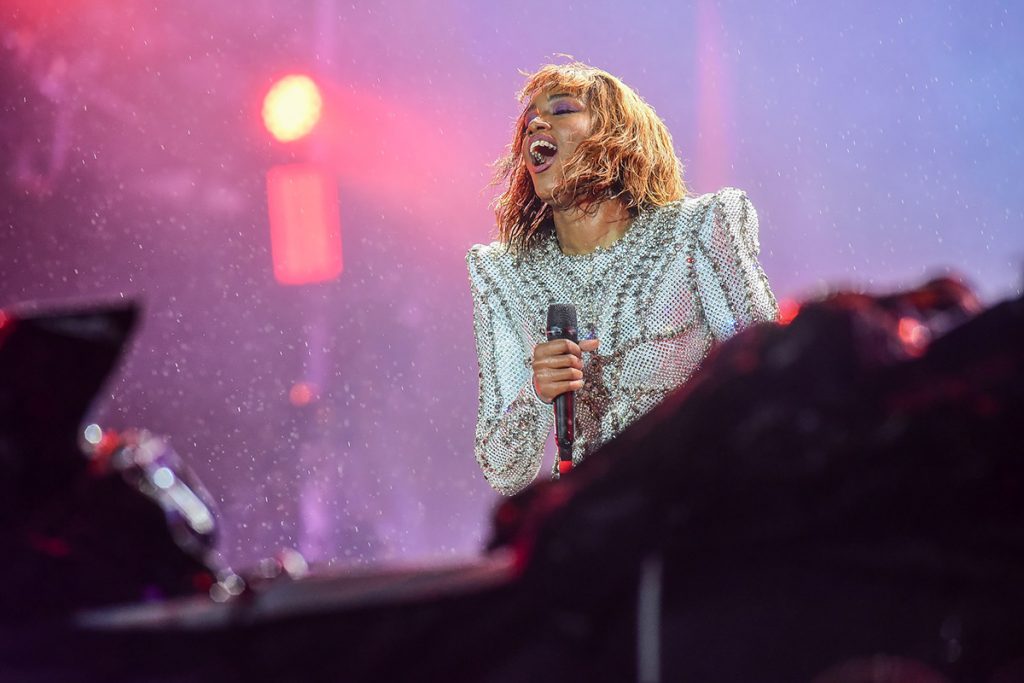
[466,188,779,495]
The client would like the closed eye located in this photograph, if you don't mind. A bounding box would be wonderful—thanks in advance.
[520,102,580,131]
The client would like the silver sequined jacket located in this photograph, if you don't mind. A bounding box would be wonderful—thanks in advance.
[466,187,778,495]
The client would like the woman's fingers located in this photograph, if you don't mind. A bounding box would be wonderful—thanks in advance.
[535,378,584,403]
[534,338,599,358]
[533,337,600,366]
[533,353,583,370]
[534,338,582,359]
[532,337,599,402]
[536,367,584,383]
[550,379,585,393]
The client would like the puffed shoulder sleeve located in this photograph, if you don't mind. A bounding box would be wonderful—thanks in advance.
[466,246,552,495]
[693,187,779,341]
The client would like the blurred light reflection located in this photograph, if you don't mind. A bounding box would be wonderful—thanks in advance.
[83,423,103,445]
[262,74,323,143]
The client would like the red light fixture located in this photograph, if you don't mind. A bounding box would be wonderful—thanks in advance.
[266,164,343,285]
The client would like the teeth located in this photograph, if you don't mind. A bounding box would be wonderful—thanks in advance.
[530,140,557,154]
[528,139,557,167]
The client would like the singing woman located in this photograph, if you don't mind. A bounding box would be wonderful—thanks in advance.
[467,62,778,495]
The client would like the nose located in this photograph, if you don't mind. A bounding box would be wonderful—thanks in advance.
[527,115,551,134]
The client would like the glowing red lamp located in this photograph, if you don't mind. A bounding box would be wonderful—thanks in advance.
[266,164,343,285]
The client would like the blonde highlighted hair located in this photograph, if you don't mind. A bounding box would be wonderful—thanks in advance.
[492,62,686,253]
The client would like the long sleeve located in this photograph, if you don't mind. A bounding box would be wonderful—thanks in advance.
[693,187,779,341]
[466,246,552,495]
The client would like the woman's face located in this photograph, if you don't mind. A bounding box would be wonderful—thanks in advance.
[521,90,593,204]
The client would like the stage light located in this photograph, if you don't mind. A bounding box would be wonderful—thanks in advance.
[897,316,930,355]
[83,423,103,445]
[262,75,323,143]
[266,164,343,285]
[778,298,800,325]
[289,381,316,406]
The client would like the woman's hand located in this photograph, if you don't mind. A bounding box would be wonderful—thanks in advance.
[532,338,600,404]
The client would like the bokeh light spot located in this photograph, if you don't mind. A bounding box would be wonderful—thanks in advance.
[289,381,316,406]
[778,298,800,325]
[153,466,175,489]
[262,74,323,142]
[83,423,103,445]
[898,316,930,354]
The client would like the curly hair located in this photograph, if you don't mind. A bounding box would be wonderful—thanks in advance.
[492,62,687,254]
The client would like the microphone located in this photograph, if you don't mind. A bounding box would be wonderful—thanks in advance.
[546,304,577,475]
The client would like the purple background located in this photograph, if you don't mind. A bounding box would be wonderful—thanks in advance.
[1,0,1021,570]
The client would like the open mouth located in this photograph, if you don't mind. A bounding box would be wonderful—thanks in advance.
[527,135,558,171]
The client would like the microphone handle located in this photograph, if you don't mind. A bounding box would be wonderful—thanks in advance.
[554,391,574,465]
[545,303,578,474]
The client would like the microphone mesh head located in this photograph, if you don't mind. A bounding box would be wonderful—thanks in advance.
[546,303,578,342]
